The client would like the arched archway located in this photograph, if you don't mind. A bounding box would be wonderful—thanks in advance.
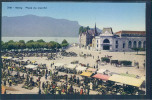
[103,39,110,43]
[133,41,137,48]
[128,41,132,48]
[103,39,110,50]
[143,41,146,49]
[138,41,141,48]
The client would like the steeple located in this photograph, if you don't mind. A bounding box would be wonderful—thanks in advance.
[95,23,98,36]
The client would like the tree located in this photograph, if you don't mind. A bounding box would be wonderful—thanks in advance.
[62,39,68,44]
[79,26,84,34]
[37,39,45,43]
[27,40,34,43]
[79,26,90,34]
[1,41,7,51]
[18,40,26,50]
[19,40,25,44]
[61,39,69,48]
[26,42,34,50]
[132,48,140,54]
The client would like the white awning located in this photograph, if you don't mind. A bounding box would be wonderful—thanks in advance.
[64,64,77,69]
[25,64,38,69]
[7,57,12,60]
[54,63,65,67]
[12,58,19,61]
[20,59,29,62]
[76,66,87,72]
[97,69,107,74]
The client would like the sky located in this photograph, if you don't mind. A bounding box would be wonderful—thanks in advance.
[2,2,145,32]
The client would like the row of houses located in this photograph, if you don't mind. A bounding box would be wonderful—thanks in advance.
[79,24,146,52]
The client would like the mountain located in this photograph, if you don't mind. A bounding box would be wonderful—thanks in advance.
[2,15,81,37]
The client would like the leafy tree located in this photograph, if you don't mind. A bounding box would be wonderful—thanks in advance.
[55,42,61,49]
[79,26,90,34]
[7,42,16,51]
[62,39,68,44]
[18,40,26,50]
[26,42,34,50]
[19,40,25,44]
[1,41,7,51]
[79,26,84,34]
[61,39,69,48]
[8,40,15,43]
[27,40,34,43]
[132,48,140,54]
[37,39,45,43]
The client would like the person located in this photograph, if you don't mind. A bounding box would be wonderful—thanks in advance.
[9,79,12,87]
[137,62,139,69]
[45,74,47,80]
[87,87,90,95]
[77,77,79,85]
[4,80,6,86]
[89,82,93,90]
[70,75,72,82]
[38,88,41,94]
[134,60,136,67]
[22,74,24,79]
[143,62,145,69]
[80,88,83,95]
[49,70,50,75]
[42,82,45,90]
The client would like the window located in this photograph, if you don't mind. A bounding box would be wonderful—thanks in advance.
[133,41,137,48]
[115,45,118,48]
[128,41,132,48]
[103,39,110,43]
[97,40,98,43]
[143,41,146,49]
[116,40,118,44]
[123,43,125,48]
[138,41,141,48]
[97,44,98,47]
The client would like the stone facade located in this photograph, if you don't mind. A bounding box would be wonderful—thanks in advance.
[79,24,98,47]
[94,28,146,52]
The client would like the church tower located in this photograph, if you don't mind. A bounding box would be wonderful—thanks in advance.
[95,23,98,36]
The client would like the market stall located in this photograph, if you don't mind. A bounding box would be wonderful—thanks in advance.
[97,69,107,74]
[92,74,110,81]
[76,66,87,74]
[109,74,144,87]
[80,71,93,77]
[25,64,38,69]
[87,68,97,73]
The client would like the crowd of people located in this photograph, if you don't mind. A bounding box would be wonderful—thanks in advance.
[1,49,145,95]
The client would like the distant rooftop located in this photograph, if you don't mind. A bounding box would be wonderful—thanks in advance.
[115,30,146,37]
[115,30,146,35]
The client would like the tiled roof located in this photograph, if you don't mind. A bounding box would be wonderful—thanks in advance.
[115,31,146,35]
[88,29,95,35]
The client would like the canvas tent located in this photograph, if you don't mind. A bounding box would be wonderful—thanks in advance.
[97,69,107,74]
[76,66,87,72]
[25,65,38,69]
[92,74,110,81]
[109,74,144,87]
[54,63,65,67]
[80,72,93,77]
[87,68,97,72]
[12,58,19,61]
[64,64,77,69]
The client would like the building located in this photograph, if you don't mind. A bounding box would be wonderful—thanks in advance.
[79,24,99,47]
[93,28,146,52]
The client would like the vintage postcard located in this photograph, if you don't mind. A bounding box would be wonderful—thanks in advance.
[1,2,146,96]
